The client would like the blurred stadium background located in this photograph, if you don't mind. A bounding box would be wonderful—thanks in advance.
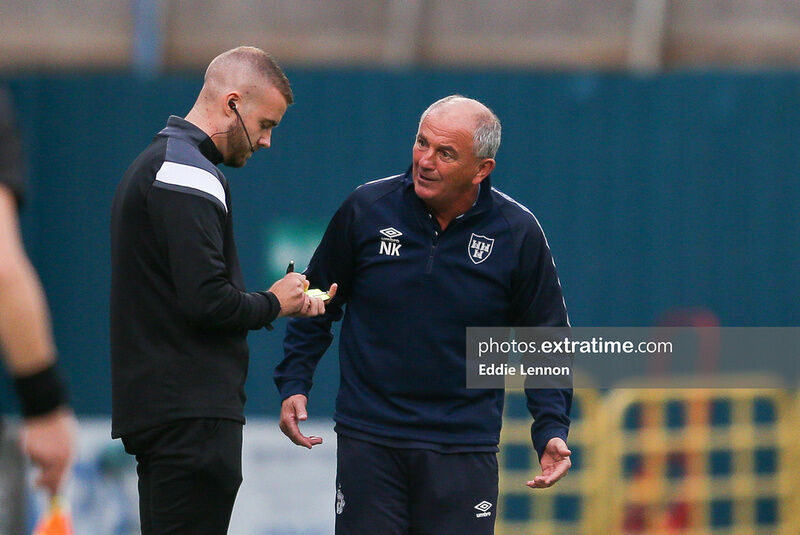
[1,1,799,534]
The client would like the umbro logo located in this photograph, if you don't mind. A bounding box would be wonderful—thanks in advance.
[379,227,402,256]
[474,500,493,518]
[379,227,403,239]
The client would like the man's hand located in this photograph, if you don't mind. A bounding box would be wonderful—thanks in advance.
[321,283,338,304]
[527,437,571,489]
[270,274,338,318]
[289,282,337,317]
[270,273,311,317]
[21,407,77,495]
[279,394,323,449]
[270,273,308,317]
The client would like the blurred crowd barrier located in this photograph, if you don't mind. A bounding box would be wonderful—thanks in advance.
[16,388,794,534]
[4,1,800,70]
[498,387,799,535]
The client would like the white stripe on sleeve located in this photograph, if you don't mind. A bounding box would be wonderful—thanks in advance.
[154,161,227,212]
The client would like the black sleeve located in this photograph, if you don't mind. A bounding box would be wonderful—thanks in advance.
[512,218,572,460]
[147,185,280,331]
[0,87,27,207]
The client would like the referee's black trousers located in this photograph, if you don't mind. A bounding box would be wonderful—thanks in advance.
[121,418,243,535]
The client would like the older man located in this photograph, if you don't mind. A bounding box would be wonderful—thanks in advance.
[275,95,572,534]
[111,47,332,535]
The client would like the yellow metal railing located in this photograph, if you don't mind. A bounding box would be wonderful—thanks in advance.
[496,388,604,535]
[496,388,798,535]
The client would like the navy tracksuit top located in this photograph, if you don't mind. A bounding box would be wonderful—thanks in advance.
[276,170,571,458]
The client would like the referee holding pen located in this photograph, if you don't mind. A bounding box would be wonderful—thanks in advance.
[110,47,332,535]
[275,95,571,534]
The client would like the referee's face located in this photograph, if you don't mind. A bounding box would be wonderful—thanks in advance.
[224,85,288,168]
[412,104,488,216]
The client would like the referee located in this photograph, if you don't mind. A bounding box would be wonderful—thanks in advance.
[110,47,332,535]
[275,95,571,534]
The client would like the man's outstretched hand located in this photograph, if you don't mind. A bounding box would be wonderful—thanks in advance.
[527,437,571,489]
[279,394,323,449]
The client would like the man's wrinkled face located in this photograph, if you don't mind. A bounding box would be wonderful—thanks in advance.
[411,105,483,211]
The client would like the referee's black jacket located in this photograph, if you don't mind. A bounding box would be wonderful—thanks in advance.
[110,116,280,438]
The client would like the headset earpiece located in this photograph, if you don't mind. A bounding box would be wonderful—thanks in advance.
[227,99,255,153]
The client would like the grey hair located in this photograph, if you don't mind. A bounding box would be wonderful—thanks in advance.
[418,95,501,159]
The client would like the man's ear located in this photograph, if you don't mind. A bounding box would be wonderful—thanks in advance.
[473,159,495,184]
[224,92,241,115]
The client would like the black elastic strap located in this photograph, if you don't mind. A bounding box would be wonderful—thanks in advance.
[12,363,69,418]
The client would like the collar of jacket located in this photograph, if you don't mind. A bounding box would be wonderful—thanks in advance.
[161,115,224,165]
[402,165,494,224]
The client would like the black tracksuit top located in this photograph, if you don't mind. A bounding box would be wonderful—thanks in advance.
[110,116,280,438]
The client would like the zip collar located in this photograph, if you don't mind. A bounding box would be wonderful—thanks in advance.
[402,165,493,228]
[160,116,224,166]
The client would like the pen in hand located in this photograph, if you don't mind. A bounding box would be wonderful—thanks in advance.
[285,261,331,302]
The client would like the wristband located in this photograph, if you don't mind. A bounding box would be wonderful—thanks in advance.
[12,364,69,418]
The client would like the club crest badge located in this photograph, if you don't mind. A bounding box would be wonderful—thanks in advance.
[468,233,494,264]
